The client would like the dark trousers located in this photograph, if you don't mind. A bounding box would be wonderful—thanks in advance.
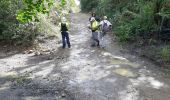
[92,31,99,46]
[61,31,71,48]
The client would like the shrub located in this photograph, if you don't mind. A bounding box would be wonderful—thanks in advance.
[160,46,170,64]
[80,0,98,12]
[81,0,170,42]
[0,0,38,45]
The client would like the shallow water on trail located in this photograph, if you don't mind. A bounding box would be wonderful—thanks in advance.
[65,13,170,100]
[0,13,170,100]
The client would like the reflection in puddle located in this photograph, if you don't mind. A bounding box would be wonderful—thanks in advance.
[111,59,139,68]
[0,71,17,77]
[113,68,138,78]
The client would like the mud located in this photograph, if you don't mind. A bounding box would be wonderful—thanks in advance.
[0,13,170,100]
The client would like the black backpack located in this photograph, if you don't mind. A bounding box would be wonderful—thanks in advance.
[61,23,68,31]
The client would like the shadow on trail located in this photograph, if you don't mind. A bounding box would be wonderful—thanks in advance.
[0,13,170,100]
[0,47,78,100]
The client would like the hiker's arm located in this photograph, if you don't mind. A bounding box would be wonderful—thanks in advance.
[98,24,102,31]
[87,24,91,29]
[108,21,112,31]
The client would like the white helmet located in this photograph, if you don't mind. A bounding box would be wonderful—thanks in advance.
[90,17,95,22]
[61,17,67,22]
[104,16,107,20]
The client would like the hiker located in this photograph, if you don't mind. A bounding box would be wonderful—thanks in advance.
[99,16,112,48]
[60,17,71,48]
[89,12,100,24]
[89,12,96,24]
[89,17,100,47]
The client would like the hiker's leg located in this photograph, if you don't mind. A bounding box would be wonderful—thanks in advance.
[91,32,96,46]
[96,32,100,46]
[102,32,107,48]
[101,32,105,47]
[99,32,104,47]
[65,31,71,48]
[94,32,99,46]
[96,39,100,46]
[61,32,66,48]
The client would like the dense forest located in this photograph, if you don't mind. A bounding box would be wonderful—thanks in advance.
[0,0,75,45]
[81,0,170,66]
[0,0,169,66]
[81,0,170,41]
[0,1,170,99]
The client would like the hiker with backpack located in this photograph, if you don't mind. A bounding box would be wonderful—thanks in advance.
[99,16,112,48]
[89,12,100,22]
[89,12,96,24]
[88,17,100,47]
[60,17,71,49]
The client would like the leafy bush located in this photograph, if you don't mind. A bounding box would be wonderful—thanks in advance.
[81,0,170,42]
[0,0,20,42]
[81,0,98,12]
[17,0,54,23]
[160,46,170,63]
[0,0,57,45]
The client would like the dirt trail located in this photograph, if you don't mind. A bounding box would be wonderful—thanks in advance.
[0,13,170,100]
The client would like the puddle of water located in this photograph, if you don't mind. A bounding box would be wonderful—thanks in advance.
[113,68,138,78]
[0,71,17,77]
[110,59,139,68]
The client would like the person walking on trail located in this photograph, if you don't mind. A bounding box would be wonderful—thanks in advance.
[89,12,100,24]
[89,12,96,24]
[60,17,71,49]
[99,16,112,48]
[89,17,100,47]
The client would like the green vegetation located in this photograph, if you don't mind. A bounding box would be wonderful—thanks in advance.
[81,0,170,42]
[81,0,170,66]
[0,0,20,43]
[0,0,72,45]
[17,0,54,23]
[160,46,170,64]
[0,0,53,44]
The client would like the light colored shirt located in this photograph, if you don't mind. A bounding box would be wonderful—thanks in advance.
[99,20,112,26]
[99,20,112,31]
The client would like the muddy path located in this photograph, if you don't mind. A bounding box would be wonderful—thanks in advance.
[0,13,170,100]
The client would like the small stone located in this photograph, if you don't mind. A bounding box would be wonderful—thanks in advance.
[47,57,53,60]
[23,51,27,54]
[34,52,41,56]
[28,50,34,54]
[61,93,66,97]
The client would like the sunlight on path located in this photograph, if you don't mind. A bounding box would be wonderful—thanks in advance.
[74,0,80,5]
[113,68,138,78]
[0,13,170,100]
[65,13,170,100]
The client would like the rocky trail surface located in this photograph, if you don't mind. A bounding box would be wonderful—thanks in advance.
[0,13,170,100]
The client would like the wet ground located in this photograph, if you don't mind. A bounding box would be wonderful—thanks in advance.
[0,13,170,100]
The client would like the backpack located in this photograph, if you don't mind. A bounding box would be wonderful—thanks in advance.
[102,21,109,32]
[91,21,98,30]
[61,23,68,31]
